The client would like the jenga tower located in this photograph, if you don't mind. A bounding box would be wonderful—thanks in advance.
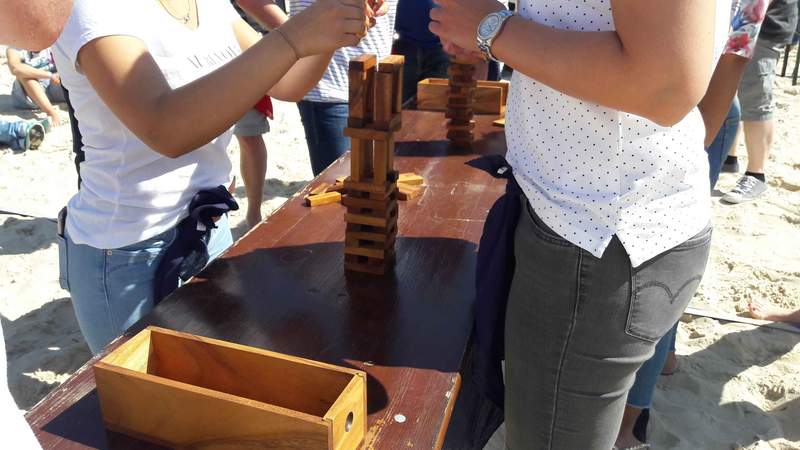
[343,54,405,275]
[446,59,477,149]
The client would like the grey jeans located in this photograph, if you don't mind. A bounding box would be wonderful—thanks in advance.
[505,201,711,450]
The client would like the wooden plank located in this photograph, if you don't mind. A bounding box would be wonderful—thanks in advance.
[310,183,331,196]
[350,139,369,182]
[374,71,394,131]
[342,195,389,212]
[397,173,424,186]
[305,192,342,207]
[377,55,405,73]
[348,55,377,128]
[343,179,396,196]
[372,139,391,185]
[397,182,424,201]
[344,125,397,142]
[417,79,503,114]
[350,54,377,72]
[324,374,368,450]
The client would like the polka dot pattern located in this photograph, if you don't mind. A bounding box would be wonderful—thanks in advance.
[506,0,730,267]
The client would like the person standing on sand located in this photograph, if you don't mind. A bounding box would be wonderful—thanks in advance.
[289,0,397,176]
[54,0,371,355]
[230,0,290,228]
[722,0,798,203]
[1,3,71,448]
[431,0,730,448]
[749,301,800,324]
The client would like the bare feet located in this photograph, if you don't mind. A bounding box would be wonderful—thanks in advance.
[748,301,800,324]
[661,351,678,375]
[246,210,263,229]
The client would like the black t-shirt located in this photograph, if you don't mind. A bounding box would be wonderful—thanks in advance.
[760,0,799,44]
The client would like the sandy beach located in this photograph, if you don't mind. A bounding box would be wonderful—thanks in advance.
[1,45,798,449]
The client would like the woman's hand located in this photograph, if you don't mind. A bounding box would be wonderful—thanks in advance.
[280,0,368,57]
[429,0,505,53]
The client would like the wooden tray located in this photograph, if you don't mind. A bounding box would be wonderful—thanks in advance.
[94,326,366,449]
[416,78,509,114]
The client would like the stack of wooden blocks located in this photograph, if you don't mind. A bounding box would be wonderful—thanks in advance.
[446,60,477,149]
[342,54,405,275]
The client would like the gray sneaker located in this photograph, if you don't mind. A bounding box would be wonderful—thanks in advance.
[721,175,767,204]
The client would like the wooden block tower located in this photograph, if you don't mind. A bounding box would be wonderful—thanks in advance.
[342,54,405,275]
[446,59,477,149]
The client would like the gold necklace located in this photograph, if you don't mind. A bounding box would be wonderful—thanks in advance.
[157,0,193,24]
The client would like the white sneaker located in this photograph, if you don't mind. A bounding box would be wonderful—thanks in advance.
[721,175,767,204]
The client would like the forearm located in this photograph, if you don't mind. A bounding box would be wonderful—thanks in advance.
[9,64,53,80]
[146,33,298,156]
[697,55,749,147]
[270,52,333,101]
[492,18,711,126]
[237,0,290,29]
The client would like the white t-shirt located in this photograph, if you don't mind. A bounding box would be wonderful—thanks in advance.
[0,323,41,449]
[506,0,731,267]
[288,0,397,103]
[53,0,242,249]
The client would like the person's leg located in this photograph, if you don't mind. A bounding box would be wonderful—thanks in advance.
[724,41,780,203]
[505,201,711,449]
[0,119,44,151]
[705,99,741,189]
[14,78,62,125]
[616,322,680,448]
[301,101,350,176]
[233,109,270,228]
[749,301,800,324]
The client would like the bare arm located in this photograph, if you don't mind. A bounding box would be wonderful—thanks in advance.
[236,0,289,29]
[78,0,366,158]
[0,0,72,50]
[697,54,749,146]
[431,0,718,127]
[6,48,54,80]
[232,19,334,102]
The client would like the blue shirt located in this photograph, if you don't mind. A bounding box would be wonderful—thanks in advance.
[396,0,441,48]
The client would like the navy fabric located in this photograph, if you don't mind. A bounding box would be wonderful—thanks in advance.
[153,186,239,304]
[396,0,441,48]
[466,155,523,410]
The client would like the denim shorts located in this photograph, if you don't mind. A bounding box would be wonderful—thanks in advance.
[58,215,233,354]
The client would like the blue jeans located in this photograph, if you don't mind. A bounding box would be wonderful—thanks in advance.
[61,215,233,354]
[297,100,350,176]
[705,99,741,189]
[393,38,451,103]
[0,118,29,150]
[627,322,679,409]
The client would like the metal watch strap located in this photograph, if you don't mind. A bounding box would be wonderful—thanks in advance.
[477,10,514,63]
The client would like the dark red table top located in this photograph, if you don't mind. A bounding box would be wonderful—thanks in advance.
[25,110,507,449]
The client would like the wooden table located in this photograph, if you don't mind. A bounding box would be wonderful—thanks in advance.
[25,110,507,449]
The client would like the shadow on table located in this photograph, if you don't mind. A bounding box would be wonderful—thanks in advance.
[36,237,481,449]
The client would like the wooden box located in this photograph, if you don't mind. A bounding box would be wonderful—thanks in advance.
[416,78,509,114]
[94,326,367,450]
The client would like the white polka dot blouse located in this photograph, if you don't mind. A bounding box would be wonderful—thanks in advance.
[506,0,731,267]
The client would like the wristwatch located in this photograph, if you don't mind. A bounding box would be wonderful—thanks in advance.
[477,9,514,62]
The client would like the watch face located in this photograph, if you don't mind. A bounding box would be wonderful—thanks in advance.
[479,15,501,38]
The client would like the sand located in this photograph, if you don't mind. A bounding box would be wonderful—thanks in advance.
[1,47,798,448]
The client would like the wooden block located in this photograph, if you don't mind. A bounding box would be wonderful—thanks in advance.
[345,212,391,228]
[94,327,367,450]
[418,78,502,114]
[344,178,397,196]
[372,137,395,185]
[328,182,345,193]
[305,192,342,207]
[343,195,389,212]
[310,183,330,196]
[397,182,423,201]
[397,173,424,186]
[377,55,405,73]
[350,139,373,182]
[343,121,399,141]
[447,120,476,132]
[349,55,377,128]
[344,235,396,260]
[374,71,394,131]
[493,117,506,127]
[445,109,475,120]
[392,65,403,114]
[447,129,474,141]
[448,64,476,77]
[350,54,377,72]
